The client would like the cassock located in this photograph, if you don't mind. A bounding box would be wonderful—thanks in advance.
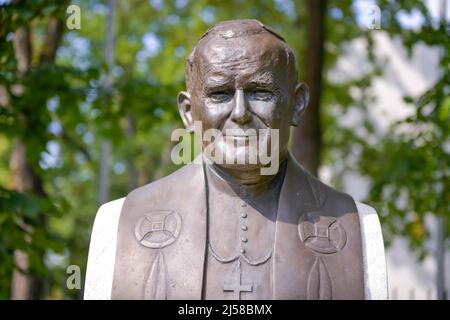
[111,153,365,299]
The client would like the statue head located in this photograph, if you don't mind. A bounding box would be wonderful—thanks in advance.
[178,19,309,173]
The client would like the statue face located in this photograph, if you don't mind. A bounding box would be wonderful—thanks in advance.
[178,33,308,172]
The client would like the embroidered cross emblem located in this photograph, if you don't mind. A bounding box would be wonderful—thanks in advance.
[314,223,329,238]
[298,211,347,254]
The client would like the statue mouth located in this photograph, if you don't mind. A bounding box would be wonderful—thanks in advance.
[220,129,267,146]
[224,134,258,145]
[222,131,258,138]
[228,135,256,139]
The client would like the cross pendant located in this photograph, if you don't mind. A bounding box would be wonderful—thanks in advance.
[223,269,253,300]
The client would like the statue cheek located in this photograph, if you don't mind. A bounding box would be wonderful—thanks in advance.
[195,109,222,130]
[250,101,276,119]
[273,97,293,124]
[203,102,232,118]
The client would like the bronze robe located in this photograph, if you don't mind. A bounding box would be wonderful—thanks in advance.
[111,154,364,299]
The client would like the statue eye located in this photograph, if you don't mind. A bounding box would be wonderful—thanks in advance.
[249,89,273,101]
[208,91,233,102]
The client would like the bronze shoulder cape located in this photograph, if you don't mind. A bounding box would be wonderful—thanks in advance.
[111,154,364,299]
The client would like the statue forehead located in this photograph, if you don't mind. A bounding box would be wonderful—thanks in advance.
[194,34,288,75]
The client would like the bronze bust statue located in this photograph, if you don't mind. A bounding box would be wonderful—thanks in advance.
[84,19,388,300]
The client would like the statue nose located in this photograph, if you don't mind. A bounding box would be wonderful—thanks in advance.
[231,89,252,125]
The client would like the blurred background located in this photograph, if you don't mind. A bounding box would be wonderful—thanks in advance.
[0,0,448,300]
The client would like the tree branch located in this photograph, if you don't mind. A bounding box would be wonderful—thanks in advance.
[39,17,64,65]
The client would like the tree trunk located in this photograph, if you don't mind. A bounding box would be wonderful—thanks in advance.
[40,18,64,64]
[291,0,327,177]
[10,17,64,300]
[10,24,33,300]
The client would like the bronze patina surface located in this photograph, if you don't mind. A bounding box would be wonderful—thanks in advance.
[111,19,364,300]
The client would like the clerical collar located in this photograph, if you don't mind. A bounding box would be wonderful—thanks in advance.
[203,156,287,198]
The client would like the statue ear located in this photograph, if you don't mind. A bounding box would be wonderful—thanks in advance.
[177,91,194,133]
[292,83,309,127]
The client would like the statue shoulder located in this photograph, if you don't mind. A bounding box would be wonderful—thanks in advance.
[125,161,203,206]
[288,156,354,212]
[85,162,203,299]
[306,172,356,214]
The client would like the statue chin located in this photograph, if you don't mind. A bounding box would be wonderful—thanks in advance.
[213,160,262,173]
